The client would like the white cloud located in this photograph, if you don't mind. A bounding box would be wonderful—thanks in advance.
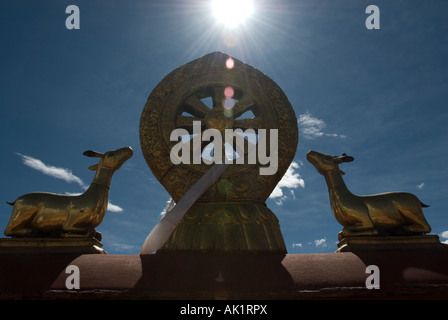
[441,231,448,244]
[269,161,305,205]
[17,153,86,188]
[298,112,346,139]
[298,113,325,138]
[160,198,175,218]
[314,238,327,247]
[64,192,123,213]
[417,182,425,190]
[107,202,124,213]
[292,243,302,248]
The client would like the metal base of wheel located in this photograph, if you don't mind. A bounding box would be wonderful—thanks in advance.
[158,202,287,254]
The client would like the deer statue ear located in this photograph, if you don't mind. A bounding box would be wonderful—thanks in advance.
[83,150,104,158]
[341,153,354,162]
[333,153,354,164]
[88,164,99,171]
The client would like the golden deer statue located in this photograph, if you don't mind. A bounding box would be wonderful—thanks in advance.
[306,150,431,239]
[4,147,133,238]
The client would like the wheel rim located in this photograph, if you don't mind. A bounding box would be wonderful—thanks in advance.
[140,52,298,202]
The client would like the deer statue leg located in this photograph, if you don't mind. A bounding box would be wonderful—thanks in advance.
[332,198,378,237]
[5,226,36,237]
[395,204,431,234]
[339,209,379,239]
[4,206,38,237]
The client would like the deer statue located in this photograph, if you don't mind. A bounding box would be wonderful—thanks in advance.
[306,150,431,239]
[4,146,133,238]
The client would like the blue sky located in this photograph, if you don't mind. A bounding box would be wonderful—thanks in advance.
[1,0,447,254]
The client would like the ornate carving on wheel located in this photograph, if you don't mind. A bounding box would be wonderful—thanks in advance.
[140,52,298,203]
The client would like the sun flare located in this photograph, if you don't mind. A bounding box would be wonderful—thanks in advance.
[211,0,254,28]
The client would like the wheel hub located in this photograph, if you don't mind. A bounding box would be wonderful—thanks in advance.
[204,107,234,132]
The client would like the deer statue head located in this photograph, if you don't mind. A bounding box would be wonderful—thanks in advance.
[83,146,133,172]
[306,150,354,176]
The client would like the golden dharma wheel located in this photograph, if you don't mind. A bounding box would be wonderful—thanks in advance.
[139,52,298,253]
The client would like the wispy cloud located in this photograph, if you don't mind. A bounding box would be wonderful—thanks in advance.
[99,232,138,253]
[417,182,425,190]
[109,243,137,252]
[17,153,124,213]
[298,112,346,139]
[314,238,327,247]
[16,153,86,188]
[269,161,305,205]
[291,238,328,250]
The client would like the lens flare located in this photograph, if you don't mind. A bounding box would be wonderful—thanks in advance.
[223,98,235,110]
[224,86,234,98]
[226,57,234,69]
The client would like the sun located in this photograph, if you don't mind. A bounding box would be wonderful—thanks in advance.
[211,0,254,29]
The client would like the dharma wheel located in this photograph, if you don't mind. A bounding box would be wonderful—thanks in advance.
[140,52,298,253]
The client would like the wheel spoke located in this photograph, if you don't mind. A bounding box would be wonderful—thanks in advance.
[233,118,262,130]
[232,95,255,118]
[177,87,264,161]
[184,95,210,117]
[212,87,225,109]
[176,115,205,131]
